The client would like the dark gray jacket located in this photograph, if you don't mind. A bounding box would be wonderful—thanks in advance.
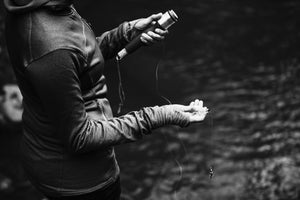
[5,1,189,197]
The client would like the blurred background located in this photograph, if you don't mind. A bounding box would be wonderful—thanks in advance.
[1,0,300,199]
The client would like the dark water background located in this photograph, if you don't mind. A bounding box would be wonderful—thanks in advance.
[80,0,300,199]
[77,0,300,200]
[1,0,300,199]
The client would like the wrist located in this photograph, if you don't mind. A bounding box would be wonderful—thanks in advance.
[161,105,190,128]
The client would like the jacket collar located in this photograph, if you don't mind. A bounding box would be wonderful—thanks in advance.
[4,0,73,13]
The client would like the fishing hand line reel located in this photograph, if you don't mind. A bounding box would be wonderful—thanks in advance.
[117,10,178,60]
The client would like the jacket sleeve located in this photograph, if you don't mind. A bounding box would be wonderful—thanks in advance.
[96,21,138,60]
[26,49,189,154]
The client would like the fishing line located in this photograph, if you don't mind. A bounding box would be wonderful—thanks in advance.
[115,37,214,199]
[115,41,187,199]
[154,40,216,185]
[207,110,214,180]
[155,41,172,105]
[154,35,216,200]
[161,129,183,200]
[155,41,189,199]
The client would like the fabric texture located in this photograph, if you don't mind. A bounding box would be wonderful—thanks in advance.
[4,0,51,13]
[4,0,74,13]
[47,177,121,200]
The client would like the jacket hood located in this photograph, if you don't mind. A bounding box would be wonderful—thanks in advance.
[4,0,72,13]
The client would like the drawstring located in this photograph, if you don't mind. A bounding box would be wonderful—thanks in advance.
[116,56,125,114]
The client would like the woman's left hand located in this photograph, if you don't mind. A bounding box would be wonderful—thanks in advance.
[133,13,169,45]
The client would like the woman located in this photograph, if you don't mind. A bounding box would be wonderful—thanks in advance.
[4,0,208,199]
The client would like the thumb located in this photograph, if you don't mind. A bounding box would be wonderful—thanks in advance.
[181,105,195,112]
[182,105,208,113]
[149,13,163,20]
[145,13,163,24]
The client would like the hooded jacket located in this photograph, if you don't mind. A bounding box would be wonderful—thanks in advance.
[4,0,77,13]
[4,0,190,197]
[4,0,52,13]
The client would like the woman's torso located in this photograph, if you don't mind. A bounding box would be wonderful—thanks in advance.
[5,5,119,197]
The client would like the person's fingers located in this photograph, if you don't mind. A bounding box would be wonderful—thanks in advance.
[171,102,208,115]
[148,13,163,21]
[140,33,154,44]
[154,28,169,36]
[200,107,208,114]
[134,13,162,30]
[189,112,207,122]
[142,13,163,27]
[180,105,200,113]
[147,31,164,41]
[140,37,149,45]
[187,105,202,113]
[193,99,203,107]
[169,104,208,123]
[199,100,203,107]
[192,107,205,114]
